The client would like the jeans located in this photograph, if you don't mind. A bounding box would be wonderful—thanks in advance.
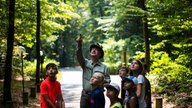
[80,89,90,108]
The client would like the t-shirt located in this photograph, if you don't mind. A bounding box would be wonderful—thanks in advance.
[40,78,62,108]
[125,92,139,108]
[83,59,111,92]
[110,102,122,108]
[137,74,147,108]
[90,87,105,108]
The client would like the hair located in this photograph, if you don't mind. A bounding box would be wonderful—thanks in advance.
[119,66,129,73]
[93,72,105,85]
[143,62,147,70]
[142,62,150,75]
[46,63,58,73]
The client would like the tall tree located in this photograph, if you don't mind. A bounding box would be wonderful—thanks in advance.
[35,0,40,86]
[140,0,150,68]
[3,0,15,104]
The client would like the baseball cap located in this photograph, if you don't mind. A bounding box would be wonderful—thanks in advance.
[90,43,104,59]
[123,76,138,85]
[104,82,120,93]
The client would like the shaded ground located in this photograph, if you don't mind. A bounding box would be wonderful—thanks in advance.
[0,80,40,108]
[0,66,191,108]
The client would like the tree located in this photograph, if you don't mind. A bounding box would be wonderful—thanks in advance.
[35,0,41,86]
[3,0,15,104]
[140,0,150,69]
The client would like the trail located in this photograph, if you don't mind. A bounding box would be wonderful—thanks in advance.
[58,67,176,108]
[59,66,121,108]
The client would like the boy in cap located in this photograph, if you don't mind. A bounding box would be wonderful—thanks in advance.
[76,34,111,108]
[89,72,106,108]
[123,76,139,108]
[104,82,123,108]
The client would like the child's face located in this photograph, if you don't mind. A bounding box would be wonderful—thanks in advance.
[130,60,140,71]
[123,80,134,90]
[119,69,127,77]
[89,73,102,86]
[106,87,118,99]
[46,66,57,78]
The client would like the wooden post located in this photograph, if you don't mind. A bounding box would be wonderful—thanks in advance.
[5,101,13,108]
[23,92,28,105]
[30,86,36,98]
[36,83,40,93]
[155,97,163,108]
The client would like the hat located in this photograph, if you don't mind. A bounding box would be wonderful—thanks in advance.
[123,76,138,85]
[90,43,104,59]
[104,82,120,93]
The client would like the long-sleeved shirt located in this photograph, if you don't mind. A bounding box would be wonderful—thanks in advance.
[90,87,105,108]
[76,46,111,93]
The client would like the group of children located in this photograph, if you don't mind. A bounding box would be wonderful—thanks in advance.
[39,59,151,108]
[118,59,152,108]
[88,59,151,108]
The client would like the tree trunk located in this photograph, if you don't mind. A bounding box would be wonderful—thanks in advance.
[143,16,150,70]
[36,0,40,85]
[140,0,150,69]
[3,0,15,103]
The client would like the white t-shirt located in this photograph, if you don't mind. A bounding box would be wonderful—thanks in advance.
[137,74,147,108]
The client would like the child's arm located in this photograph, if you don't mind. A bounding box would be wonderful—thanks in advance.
[57,94,65,108]
[43,94,56,108]
[136,83,142,98]
[129,97,137,108]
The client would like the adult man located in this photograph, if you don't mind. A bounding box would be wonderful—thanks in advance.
[76,35,111,108]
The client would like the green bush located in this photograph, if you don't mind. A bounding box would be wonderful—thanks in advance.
[104,62,120,75]
[134,42,192,95]
[103,38,129,75]
[24,57,59,79]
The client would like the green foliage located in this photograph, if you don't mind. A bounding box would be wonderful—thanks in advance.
[0,0,80,64]
[103,38,131,74]
[0,0,8,38]
[24,58,59,79]
[1,1,192,107]
[134,41,192,96]
[147,0,192,37]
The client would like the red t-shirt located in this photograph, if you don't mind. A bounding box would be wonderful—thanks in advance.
[40,78,62,108]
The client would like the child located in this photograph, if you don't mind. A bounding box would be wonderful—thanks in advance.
[40,63,65,108]
[123,76,139,108]
[129,59,146,108]
[118,66,129,101]
[89,72,105,108]
[104,82,123,108]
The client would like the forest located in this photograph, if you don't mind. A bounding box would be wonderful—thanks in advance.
[0,0,192,107]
